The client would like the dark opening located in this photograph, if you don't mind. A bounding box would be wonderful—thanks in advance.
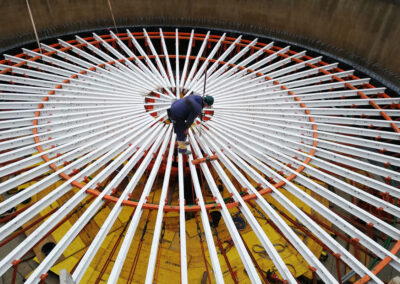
[41,242,56,256]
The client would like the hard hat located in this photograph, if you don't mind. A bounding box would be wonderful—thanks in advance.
[204,95,214,106]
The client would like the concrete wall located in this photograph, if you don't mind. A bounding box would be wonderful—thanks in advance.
[1,0,400,91]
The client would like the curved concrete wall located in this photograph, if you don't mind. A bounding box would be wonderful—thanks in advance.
[1,0,400,91]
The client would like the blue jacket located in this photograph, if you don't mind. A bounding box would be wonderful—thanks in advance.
[170,95,203,129]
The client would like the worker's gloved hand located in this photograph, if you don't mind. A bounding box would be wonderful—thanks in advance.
[164,118,171,124]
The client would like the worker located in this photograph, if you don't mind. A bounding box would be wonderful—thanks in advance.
[167,94,214,155]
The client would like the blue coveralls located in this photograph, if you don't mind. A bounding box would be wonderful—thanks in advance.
[169,95,203,141]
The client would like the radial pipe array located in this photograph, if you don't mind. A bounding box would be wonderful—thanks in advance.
[0,28,399,283]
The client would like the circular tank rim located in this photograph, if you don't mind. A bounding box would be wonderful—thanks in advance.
[2,21,399,97]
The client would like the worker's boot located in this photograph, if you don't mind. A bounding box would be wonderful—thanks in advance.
[178,141,191,155]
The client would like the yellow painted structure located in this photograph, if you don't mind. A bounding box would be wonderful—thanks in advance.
[19,170,330,283]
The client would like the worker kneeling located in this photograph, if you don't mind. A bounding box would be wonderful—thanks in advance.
[167,94,214,155]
